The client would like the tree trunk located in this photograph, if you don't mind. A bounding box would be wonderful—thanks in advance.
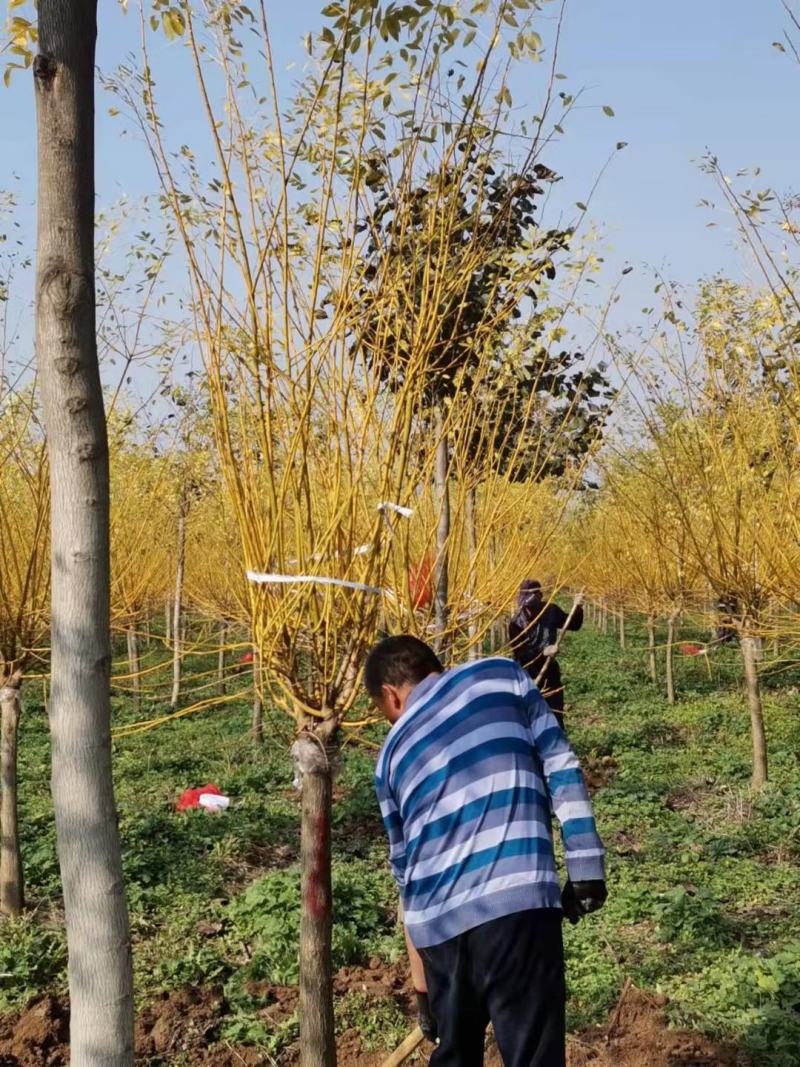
[465,485,479,658]
[251,643,264,745]
[170,497,186,709]
[0,674,24,916]
[601,599,608,634]
[647,617,657,684]
[34,5,134,1059]
[295,735,336,1067]
[126,624,140,714]
[164,598,171,648]
[218,621,227,695]
[618,608,626,650]
[666,615,677,705]
[433,412,450,657]
[741,634,768,789]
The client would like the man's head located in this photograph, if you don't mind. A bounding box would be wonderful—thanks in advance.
[364,634,443,724]
[518,579,543,613]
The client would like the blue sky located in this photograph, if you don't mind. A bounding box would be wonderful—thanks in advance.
[2,0,798,346]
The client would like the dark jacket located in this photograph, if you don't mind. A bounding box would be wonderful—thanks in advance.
[508,602,584,674]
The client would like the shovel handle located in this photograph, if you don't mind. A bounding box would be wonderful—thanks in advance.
[379,1026,425,1067]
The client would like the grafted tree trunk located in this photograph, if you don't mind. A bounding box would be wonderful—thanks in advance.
[740,633,768,789]
[218,621,227,695]
[170,493,187,709]
[465,485,479,658]
[34,4,134,1059]
[666,615,677,705]
[294,733,336,1067]
[251,643,264,745]
[647,617,657,684]
[0,672,24,916]
[433,411,450,656]
[126,624,140,714]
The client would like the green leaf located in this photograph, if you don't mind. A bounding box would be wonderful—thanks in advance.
[602,105,615,117]
[162,8,186,41]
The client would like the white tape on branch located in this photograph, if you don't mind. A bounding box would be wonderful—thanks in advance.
[246,571,384,595]
[378,501,414,518]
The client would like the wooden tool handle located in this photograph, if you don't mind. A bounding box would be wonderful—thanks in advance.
[379,1026,425,1067]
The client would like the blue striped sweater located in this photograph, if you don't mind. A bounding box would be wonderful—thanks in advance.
[375,657,605,948]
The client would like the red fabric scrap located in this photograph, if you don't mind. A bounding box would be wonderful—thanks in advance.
[176,784,224,812]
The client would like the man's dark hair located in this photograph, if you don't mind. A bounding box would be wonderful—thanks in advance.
[520,579,542,593]
[364,635,443,700]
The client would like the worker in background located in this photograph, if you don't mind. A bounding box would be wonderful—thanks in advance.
[365,635,606,1067]
[508,580,584,731]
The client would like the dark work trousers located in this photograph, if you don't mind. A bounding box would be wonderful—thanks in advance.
[528,658,566,732]
[419,909,566,1067]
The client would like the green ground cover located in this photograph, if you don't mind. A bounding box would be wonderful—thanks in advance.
[2,622,798,1064]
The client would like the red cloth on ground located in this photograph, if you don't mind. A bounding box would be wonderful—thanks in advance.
[176,784,224,812]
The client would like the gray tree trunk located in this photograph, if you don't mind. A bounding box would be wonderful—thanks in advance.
[647,617,657,684]
[666,615,677,705]
[601,599,608,634]
[218,621,227,695]
[170,497,186,709]
[164,598,171,648]
[741,634,768,789]
[34,4,134,1059]
[433,412,450,656]
[618,608,626,650]
[296,735,336,1067]
[0,672,24,916]
[465,485,479,658]
[126,624,140,714]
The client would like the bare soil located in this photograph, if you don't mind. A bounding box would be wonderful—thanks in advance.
[565,984,740,1067]
[0,977,740,1067]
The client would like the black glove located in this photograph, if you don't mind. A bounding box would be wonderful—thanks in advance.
[561,879,607,925]
[415,990,438,1043]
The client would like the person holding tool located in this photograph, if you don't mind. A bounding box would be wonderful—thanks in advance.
[508,580,584,731]
[365,635,606,1067]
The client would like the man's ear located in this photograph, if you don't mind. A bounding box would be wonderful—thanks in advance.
[381,683,403,721]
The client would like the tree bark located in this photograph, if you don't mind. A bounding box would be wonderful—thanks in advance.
[601,599,608,635]
[647,617,657,684]
[0,673,24,916]
[295,735,336,1067]
[34,5,134,1059]
[252,642,264,745]
[741,634,768,789]
[164,598,171,648]
[666,615,677,705]
[465,485,479,658]
[433,411,450,657]
[170,494,187,709]
[618,608,626,650]
[218,621,227,696]
[126,624,140,714]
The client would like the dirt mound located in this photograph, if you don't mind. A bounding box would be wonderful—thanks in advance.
[0,996,68,1067]
[565,984,738,1067]
[134,985,224,1058]
[241,980,299,1023]
[334,957,415,1005]
[582,755,618,793]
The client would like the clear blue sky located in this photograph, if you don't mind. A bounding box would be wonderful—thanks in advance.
[2,0,797,341]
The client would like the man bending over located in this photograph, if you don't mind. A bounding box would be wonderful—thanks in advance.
[365,635,606,1067]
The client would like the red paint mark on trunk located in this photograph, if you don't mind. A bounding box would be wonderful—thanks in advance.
[305,811,330,920]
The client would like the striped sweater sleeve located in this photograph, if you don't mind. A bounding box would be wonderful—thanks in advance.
[516,667,606,883]
[375,764,407,889]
